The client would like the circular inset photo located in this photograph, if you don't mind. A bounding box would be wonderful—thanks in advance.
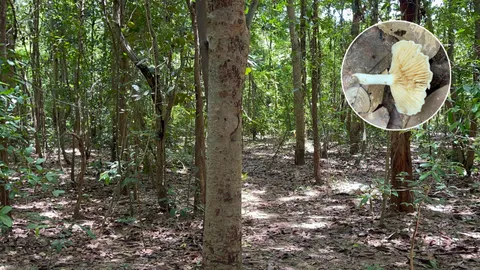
[341,20,451,130]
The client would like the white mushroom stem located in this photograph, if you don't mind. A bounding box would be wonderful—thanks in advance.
[353,73,395,86]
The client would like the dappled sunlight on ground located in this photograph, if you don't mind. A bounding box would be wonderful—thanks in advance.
[0,139,479,269]
[241,139,480,269]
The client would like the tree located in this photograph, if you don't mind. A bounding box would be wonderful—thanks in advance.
[32,0,45,158]
[310,0,321,184]
[0,0,10,209]
[187,0,207,208]
[348,0,363,155]
[287,0,306,165]
[202,0,249,268]
[389,0,419,213]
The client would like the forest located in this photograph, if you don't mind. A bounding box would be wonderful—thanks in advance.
[0,0,479,269]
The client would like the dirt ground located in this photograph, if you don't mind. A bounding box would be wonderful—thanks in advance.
[1,139,479,269]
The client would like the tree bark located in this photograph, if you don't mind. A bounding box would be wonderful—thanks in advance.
[115,0,128,162]
[287,0,306,165]
[72,133,86,218]
[349,0,362,155]
[187,0,207,208]
[371,0,378,24]
[32,0,44,158]
[196,0,208,105]
[310,0,321,184]
[203,0,249,268]
[246,0,259,29]
[389,131,414,212]
[0,0,10,208]
[388,0,418,213]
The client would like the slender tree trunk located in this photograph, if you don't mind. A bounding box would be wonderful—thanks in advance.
[371,0,378,24]
[32,0,44,158]
[72,133,86,218]
[246,0,259,29]
[0,0,10,208]
[196,0,208,105]
[144,0,169,209]
[59,47,70,165]
[300,0,307,113]
[466,0,480,176]
[51,47,62,166]
[115,0,128,162]
[349,0,362,155]
[310,0,321,184]
[287,0,306,165]
[187,0,207,209]
[203,0,249,268]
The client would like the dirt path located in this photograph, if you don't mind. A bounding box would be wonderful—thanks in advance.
[1,140,479,269]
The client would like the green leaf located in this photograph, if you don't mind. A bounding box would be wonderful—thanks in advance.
[121,177,137,188]
[99,171,111,185]
[52,190,65,197]
[359,195,369,207]
[25,146,33,155]
[80,225,97,239]
[36,158,46,165]
[45,172,58,182]
[419,171,431,181]
[0,215,13,227]
[0,206,12,215]
[245,67,252,75]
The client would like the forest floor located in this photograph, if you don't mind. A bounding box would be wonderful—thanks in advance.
[1,139,480,270]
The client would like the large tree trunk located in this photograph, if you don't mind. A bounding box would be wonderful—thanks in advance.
[287,0,305,165]
[389,131,414,212]
[389,0,419,213]
[203,0,249,268]
[310,0,321,184]
[467,0,480,176]
[187,0,207,209]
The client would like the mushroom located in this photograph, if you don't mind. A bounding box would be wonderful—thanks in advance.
[353,40,433,116]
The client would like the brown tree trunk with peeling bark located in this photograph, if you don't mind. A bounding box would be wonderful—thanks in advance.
[203,0,249,268]
[287,0,305,165]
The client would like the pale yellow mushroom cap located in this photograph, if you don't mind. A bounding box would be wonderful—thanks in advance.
[389,40,433,115]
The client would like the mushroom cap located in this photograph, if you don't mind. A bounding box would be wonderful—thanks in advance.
[389,40,433,116]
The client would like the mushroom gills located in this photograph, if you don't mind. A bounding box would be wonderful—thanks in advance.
[352,40,433,116]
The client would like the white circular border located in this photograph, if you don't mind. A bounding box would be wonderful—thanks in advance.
[340,20,452,131]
